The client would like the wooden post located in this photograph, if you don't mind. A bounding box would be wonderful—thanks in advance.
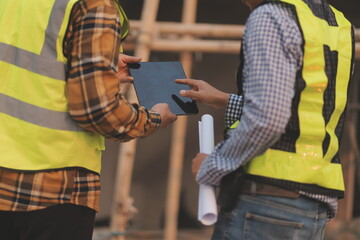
[326,110,359,236]
[342,113,360,221]
[355,29,360,42]
[110,0,160,239]
[164,1,198,240]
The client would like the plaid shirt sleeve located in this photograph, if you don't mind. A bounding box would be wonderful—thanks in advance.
[197,3,303,186]
[64,0,160,141]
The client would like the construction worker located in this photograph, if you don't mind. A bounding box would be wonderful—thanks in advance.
[0,0,176,239]
[176,0,355,239]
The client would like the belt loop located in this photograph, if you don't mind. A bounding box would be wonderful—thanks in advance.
[250,181,257,195]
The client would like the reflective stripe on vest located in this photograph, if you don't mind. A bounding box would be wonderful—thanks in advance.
[0,0,109,173]
[0,93,86,132]
[243,0,353,191]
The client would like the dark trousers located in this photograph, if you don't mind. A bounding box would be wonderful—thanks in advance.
[0,204,96,240]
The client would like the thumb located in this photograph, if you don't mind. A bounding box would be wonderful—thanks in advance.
[123,55,142,64]
[120,76,134,83]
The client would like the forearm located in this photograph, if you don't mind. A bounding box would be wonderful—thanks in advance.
[66,48,161,140]
[197,107,286,186]
[67,86,160,141]
[65,1,160,141]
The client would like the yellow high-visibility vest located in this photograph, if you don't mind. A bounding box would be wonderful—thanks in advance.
[0,0,128,173]
[234,0,353,192]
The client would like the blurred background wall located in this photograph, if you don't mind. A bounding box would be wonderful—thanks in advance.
[96,0,360,234]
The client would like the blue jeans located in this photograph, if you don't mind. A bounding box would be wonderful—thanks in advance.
[212,194,328,240]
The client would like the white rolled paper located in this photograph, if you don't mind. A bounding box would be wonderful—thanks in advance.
[197,114,218,225]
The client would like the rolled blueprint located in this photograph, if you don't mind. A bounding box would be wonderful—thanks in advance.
[198,114,218,225]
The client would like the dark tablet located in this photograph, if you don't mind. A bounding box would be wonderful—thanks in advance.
[129,62,198,115]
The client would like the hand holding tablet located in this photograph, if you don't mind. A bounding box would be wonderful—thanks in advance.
[129,62,199,115]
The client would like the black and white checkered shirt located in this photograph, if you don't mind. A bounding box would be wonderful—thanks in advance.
[197,2,338,218]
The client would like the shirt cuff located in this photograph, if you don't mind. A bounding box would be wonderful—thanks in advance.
[143,110,161,137]
[224,94,243,128]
